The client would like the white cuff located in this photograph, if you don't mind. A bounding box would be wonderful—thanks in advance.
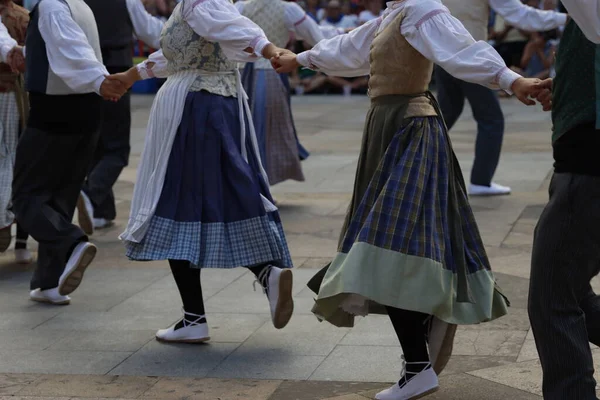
[297,51,311,68]
[557,13,568,26]
[497,68,521,94]
[92,75,106,95]
[137,62,153,80]
[0,43,14,63]
[251,37,271,58]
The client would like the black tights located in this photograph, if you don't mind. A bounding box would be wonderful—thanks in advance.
[386,306,430,376]
[168,259,270,317]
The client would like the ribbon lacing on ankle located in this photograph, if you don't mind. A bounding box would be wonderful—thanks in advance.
[182,309,206,327]
[399,355,431,388]
[252,265,272,295]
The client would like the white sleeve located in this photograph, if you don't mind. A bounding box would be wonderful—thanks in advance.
[401,1,521,93]
[284,2,325,46]
[561,0,600,43]
[490,0,567,31]
[126,0,164,50]
[38,0,108,95]
[136,49,168,79]
[0,17,17,62]
[296,17,378,77]
[185,0,271,63]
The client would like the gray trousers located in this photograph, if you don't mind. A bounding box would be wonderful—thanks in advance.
[12,126,99,290]
[529,172,600,400]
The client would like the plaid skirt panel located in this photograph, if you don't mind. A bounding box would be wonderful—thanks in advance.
[339,105,490,276]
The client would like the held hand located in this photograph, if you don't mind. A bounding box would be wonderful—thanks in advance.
[100,77,127,102]
[271,52,299,74]
[7,46,25,73]
[105,68,140,90]
[533,78,553,112]
[510,77,545,106]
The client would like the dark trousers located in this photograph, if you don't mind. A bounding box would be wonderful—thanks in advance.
[435,66,505,186]
[12,126,100,290]
[529,173,600,400]
[81,91,131,220]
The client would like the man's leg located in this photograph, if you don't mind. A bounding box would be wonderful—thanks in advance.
[81,93,131,222]
[434,65,465,131]
[12,127,97,290]
[528,173,600,400]
[462,82,505,188]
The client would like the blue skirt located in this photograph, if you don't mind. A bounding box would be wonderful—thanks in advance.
[126,91,293,269]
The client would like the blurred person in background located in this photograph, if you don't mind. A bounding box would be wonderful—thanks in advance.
[436,0,566,196]
[358,0,382,25]
[76,0,164,234]
[320,0,357,29]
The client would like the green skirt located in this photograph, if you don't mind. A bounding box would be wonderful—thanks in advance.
[307,93,509,327]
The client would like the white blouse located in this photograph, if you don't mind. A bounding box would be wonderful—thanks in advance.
[137,0,270,79]
[561,0,600,43]
[0,17,17,63]
[297,0,522,93]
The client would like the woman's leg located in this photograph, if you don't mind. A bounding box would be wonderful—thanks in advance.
[14,222,32,264]
[247,263,293,329]
[15,223,28,250]
[168,259,206,327]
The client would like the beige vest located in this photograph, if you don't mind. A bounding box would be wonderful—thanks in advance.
[242,0,287,69]
[443,0,489,42]
[368,11,432,99]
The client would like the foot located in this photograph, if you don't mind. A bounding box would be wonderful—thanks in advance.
[156,310,210,343]
[375,361,439,400]
[76,192,94,235]
[254,266,294,329]
[58,242,96,296]
[468,182,511,196]
[93,218,114,229]
[30,288,71,305]
[426,317,457,374]
[15,248,33,264]
[0,225,12,253]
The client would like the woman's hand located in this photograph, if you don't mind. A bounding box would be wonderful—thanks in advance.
[106,67,142,90]
[510,77,545,106]
[271,52,299,74]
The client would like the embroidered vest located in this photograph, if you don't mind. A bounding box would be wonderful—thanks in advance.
[241,0,287,69]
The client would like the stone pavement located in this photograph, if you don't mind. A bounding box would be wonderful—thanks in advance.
[0,94,597,399]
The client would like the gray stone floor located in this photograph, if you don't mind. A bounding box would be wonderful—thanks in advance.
[0,94,596,399]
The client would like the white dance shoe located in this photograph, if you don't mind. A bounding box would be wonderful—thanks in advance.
[15,248,33,264]
[156,310,210,343]
[468,182,511,196]
[77,192,94,235]
[59,242,96,296]
[426,317,456,374]
[375,361,439,400]
[254,266,294,329]
[30,288,71,305]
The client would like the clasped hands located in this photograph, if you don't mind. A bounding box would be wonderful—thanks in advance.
[100,67,140,102]
[6,45,25,73]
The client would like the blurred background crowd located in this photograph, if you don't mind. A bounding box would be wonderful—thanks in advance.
[13,0,568,96]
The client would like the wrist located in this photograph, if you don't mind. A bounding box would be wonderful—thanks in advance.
[261,43,277,60]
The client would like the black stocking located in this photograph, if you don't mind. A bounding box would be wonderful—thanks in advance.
[169,259,206,329]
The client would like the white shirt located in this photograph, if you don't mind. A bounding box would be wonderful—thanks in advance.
[0,17,17,63]
[561,0,600,43]
[38,0,109,94]
[489,0,567,31]
[126,0,165,50]
[137,0,271,79]
[298,0,521,93]
[235,1,327,46]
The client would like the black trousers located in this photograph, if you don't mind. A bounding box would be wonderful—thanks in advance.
[82,65,131,221]
[529,173,600,400]
[12,126,99,290]
[81,91,131,221]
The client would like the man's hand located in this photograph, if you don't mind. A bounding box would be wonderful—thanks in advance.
[100,77,127,102]
[510,77,546,106]
[271,51,299,74]
[533,78,552,112]
[7,46,25,73]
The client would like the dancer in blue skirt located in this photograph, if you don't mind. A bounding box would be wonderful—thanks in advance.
[111,0,294,343]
